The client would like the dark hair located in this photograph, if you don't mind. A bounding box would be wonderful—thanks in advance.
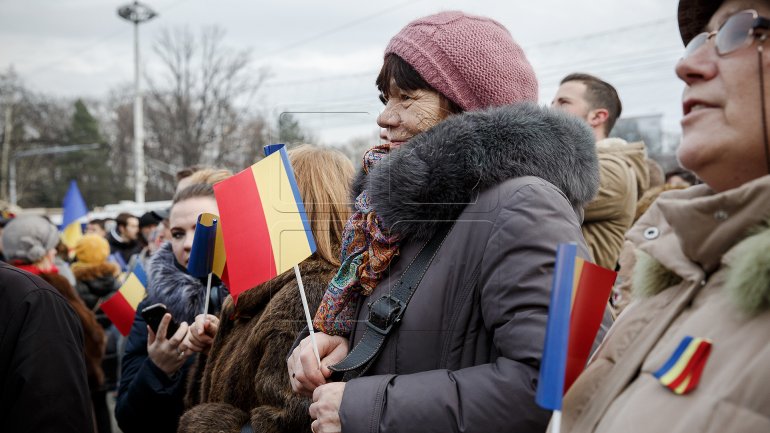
[139,212,162,228]
[115,212,137,229]
[87,218,105,229]
[376,54,463,115]
[561,73,622,135]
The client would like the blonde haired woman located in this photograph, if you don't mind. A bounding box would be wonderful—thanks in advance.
[178,145,354,433]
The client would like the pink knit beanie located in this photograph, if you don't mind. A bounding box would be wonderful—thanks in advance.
[385,11,538,111]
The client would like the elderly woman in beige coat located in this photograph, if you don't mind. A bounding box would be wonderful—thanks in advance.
[559,0,770,432]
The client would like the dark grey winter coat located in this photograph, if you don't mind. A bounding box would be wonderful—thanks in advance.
[339,103,603,433]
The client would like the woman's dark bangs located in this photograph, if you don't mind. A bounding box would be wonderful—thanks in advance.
[376,54,432,96]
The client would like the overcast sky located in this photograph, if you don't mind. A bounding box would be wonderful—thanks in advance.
[1,0,685,148]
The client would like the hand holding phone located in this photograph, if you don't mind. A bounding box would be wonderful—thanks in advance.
[141,303,180,339]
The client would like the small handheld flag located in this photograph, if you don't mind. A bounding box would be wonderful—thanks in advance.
[187,213,228,315]
[536,244,618,432]
[213,143,316,299]
[60,180,88,249]
[266,145,321,367]
[564,258,617,393]
[188,213,219,278]
[100,269,147,336]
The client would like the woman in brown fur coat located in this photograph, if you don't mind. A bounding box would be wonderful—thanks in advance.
[178,145,354,433]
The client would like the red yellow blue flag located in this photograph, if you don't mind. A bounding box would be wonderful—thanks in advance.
[213,144,316,299]
[537,244,618,411]
[653,336,713,395]
[187,213,227,281]
[100,266,147,336]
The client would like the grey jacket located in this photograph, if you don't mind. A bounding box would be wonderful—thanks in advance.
[339,103,603,433]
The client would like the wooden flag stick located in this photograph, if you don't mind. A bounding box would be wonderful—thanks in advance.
[294,264,321,367]
[203,273,213,316]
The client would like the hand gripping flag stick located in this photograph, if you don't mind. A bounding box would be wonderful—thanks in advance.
[294,264,321,367]
[213,143,321,368]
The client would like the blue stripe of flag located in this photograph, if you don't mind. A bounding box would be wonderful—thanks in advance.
[263,143,317,254]
[536,243,578,411]
[187,215,218,278]
[132,261,148,287]
[653,336,694,379]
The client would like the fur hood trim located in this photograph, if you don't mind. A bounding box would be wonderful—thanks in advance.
[147,242,209,323]
[72,261,120,281]
[633,222,770,315]
[355,102,599,240]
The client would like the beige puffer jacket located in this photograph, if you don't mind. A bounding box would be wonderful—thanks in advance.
[560,175,770,433]
[582,139,649,270]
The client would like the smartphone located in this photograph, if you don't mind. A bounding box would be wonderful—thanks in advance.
[140,303,180,339]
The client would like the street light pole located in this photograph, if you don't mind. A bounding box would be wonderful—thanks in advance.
[118,1,157,204]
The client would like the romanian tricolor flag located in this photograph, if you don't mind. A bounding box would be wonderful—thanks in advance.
[60,180,88,249]
[653,336,713,395]
[187,213,228,283]
[100,264,148,336]
[213,144,316,299]
[536,243,618,411]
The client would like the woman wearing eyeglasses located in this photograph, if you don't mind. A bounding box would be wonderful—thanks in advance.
[558,1,770,432]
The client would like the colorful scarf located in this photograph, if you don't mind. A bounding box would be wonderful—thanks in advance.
[313,144,403,335]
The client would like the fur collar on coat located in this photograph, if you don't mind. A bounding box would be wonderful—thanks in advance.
[147,242,213,323]
[352,102,600,240]
[630,176,770,315]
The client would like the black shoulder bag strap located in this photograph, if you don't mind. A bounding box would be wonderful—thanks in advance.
[329,222,454,382]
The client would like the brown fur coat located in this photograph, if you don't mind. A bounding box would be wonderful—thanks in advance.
[178,255,337,433]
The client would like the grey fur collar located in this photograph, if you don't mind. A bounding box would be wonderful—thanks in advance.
[354,102,599,240]
[147,242,209,323]
[633,222,770,315]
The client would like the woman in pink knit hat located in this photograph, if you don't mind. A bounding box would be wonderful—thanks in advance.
[288,11,604,433]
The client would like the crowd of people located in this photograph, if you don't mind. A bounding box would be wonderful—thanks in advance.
[2,0,769,432]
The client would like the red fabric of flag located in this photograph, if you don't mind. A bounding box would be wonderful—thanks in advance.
[213,167,276,300]
[99,292,135,336]
[564,261,617,394]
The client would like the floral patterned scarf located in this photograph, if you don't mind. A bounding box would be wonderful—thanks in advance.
[312,143,403,335]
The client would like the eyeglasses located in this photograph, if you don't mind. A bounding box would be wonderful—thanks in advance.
[683,9,770,59]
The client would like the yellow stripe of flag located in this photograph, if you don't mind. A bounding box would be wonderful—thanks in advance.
[120,273,147,310]
[61,222,83,249]
[570,257,586,308]
[199,213,227,278]
[660,337,703,385]
[250,152,313,274]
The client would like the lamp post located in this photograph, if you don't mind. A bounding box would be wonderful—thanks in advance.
[118,1,157,203]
